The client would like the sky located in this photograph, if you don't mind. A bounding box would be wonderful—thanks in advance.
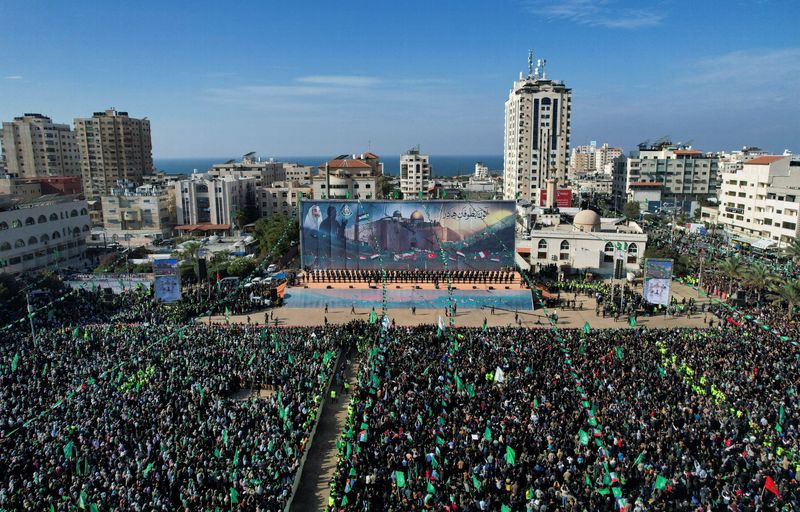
[0,0,798,158]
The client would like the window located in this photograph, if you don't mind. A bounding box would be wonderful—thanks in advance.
[49,213,58,221]
[38,215,47,223]
[70,209,78,218]
[0,222,7,230]
[559,240,570,261]
[28,236,38,245]
[25,217,35,226]
[52,231,61,239]
[627,243,638,264]
[41,234,49,242]
[603,242,614,263]
[80,208,88,215]
[14,239,25,248]
[537,239,547,260]
[0,242,10,251]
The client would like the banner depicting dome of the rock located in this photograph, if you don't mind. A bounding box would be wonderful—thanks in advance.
[643,258,673,306]
[300,200,516,270]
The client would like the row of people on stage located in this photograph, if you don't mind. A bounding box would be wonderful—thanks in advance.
[306,268,517,284]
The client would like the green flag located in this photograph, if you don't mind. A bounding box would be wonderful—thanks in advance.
[633,451,645,466]
[89,504,98,512]
[583,321,590,334]
[501,505,511,512]
[629,316,636,327]
[612,487,622,498]
[225,307,230,321]
[654,475,668,490]
[505,445,516,465]
[395,470,406,488]
[466,384,475,398]
[341,494,349,506]
[427,482,436,494]
[198,384,204,401]
[578,429,589,445]
[418,190,423,199]
[11,352,19,372]
[234,448,240,467]
[597,488,611,496]
[484,426,492,441]
[64,441,74,461]
[230,487,239,504]
[472,475,481,491]
[143,462,154,476]
[779,404,786,426]
[288,353,295,364]
[615,347,623,360]
[223,429,229,445]
[454,374,464,391]
[585,474,592,487]
[78,492,87,509]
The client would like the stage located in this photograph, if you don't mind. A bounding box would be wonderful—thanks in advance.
[285,281,533,310]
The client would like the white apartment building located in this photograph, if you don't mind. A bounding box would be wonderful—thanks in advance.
[312,157,381,200]
[0,198,90,275]
[503,54,571,204]
[174,173,257,228]
[717,155,800,244]
[260,181,312,219]
[101,181,175,237]
[1,113,81,178]
[209,154,286,188]
[619,142,719,215]
[595,143,624,174]
[399,147,432,198]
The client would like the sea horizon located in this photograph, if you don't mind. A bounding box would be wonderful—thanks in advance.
[154,155,504,177]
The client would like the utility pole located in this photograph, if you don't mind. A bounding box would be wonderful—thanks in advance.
[26,291,37,346]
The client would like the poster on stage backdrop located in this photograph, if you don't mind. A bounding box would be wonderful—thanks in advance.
[300,200,516,270]
[643,258,673,306]
[153,258,181,303]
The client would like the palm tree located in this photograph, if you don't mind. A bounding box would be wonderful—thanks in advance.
[717,256,746,296]
[783,238,800,264]
[742,263,778,304]
[769,279,800,320]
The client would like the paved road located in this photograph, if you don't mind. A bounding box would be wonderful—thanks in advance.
[290,357,358,512]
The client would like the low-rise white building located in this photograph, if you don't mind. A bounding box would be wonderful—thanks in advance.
[312,157,381,200]
[260,181,312,219]
[101,181,175,238]
[174,173,257,228]
[0,197,90,275]
[517,209,647,276]
[717,155,800,244]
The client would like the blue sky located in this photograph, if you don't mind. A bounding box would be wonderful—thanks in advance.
[1,0,798,158]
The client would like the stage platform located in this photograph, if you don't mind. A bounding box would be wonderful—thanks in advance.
[285,286,533,310]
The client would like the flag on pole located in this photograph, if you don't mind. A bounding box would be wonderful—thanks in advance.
[484,426,492,441]
[764,475,781,498]
[583,321,590,334]
[225,307,231,322]
[472,475,482,491]
[505,445,516,465]
[395,470,406,488]
[629,316,636,327]
[579,429,589,445]
[11,353,19,372]
[230,487,239,504]
[654,475,668,490]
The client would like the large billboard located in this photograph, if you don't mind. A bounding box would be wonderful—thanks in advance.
[643,258,673,306]
[300,200,516,270]
[539,189,573,208]
[153,258,181,303]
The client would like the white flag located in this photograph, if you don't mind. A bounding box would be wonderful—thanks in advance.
[494,366,506,384]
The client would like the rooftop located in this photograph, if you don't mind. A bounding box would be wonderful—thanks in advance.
[746,155,786,165]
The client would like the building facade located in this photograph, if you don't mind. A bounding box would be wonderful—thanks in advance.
[174,173,257,228]
[618,142,719,215]
[399,147,432,198]
[717,155,800,244]
[0,178,42,202]
[312,156,382,200]
[101,182,175,237]
[0,198,90,275]
[260,181,312,219]
[75,109,154,198]
[1,113,81,178]
[503,55,571,204]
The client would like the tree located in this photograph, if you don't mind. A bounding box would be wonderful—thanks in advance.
[253,214,298,261]
[742,262,777,304]
[769,279,800,320]
[784,238,800,264]
[717,256,746,296]
[623,201,640,220]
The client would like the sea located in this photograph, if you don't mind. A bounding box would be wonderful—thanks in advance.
[154,155,504,177]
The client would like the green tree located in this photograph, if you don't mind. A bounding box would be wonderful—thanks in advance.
[717,256,746,296]
[227,257,257,277]
[623,201,640,220]
[769,279,800,320]
[783,238,800,264]
[253,214,298,260]
[742,262,777,304]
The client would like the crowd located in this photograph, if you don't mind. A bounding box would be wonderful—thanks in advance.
[0,322,350,511]
[328,322,798,511]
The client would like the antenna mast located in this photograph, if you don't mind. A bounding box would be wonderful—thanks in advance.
[527,49,534,79]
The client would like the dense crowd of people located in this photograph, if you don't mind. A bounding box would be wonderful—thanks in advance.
[0,322,350,510]
[328,321,799,510]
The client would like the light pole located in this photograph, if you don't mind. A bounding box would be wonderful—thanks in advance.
[26,291,37,346]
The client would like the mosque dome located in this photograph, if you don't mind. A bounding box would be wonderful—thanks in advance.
[573,210,601,232]
[410,211,425,221]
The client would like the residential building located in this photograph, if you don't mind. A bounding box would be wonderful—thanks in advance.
[617,141,719,215]
[174,173,257,229]
[503,53,571,204]
[516,209,647,276]
[75,109,154,198]
[312,155,383,200]
[260,181,312,219]
[0,178,42,202]
[716,146,769,173]
[717,155,800,246]
[595,143,624,174]
[101,181,175,237]
[1,113,81,178]
[284,163,314,184]
[569,144,596,176]
[209,153,286,187]
[399,147,432,199]
[574,174,614,196]
[0,197,90,275]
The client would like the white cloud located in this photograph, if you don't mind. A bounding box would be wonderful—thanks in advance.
[4,75,23,80]
[525,0,664,29]
[296,75,382,87]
